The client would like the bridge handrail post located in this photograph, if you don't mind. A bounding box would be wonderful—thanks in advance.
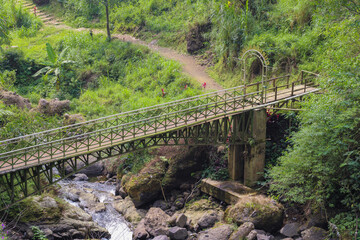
[62,140,65,158]
[24,149,27,166]
[301,71,304,84]
[304,77,307,93]
[291,82,295,96]
[264,85,267,104]
[49,142,53,158]
[287,75,290,88]
[38,145,42,164]
[87,135,90,151]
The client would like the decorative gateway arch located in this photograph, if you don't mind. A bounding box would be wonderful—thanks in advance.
[240,48,269,86]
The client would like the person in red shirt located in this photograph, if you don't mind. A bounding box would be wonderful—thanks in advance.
[34,6,37,17]
[202,82,207,89]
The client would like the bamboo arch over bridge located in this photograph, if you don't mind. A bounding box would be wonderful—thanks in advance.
[0,71,319,210]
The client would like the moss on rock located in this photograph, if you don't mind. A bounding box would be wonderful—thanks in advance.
[224,194,284,233]
[124,158,168,207]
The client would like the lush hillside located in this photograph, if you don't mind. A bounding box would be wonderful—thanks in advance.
[0,1,202,138]
[1,0,360,238]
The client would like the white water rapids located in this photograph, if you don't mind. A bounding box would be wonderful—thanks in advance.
[59,180,133,240]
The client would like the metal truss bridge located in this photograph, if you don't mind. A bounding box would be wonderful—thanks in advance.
[0,72,319,210]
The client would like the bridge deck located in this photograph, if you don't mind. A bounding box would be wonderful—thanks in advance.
[0,83,318,174]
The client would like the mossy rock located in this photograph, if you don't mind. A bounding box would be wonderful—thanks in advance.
[224,194,284,233]
[10,195,64,223]
[182,199,224,229]
[124,158,168,207]
[160,145,208,190]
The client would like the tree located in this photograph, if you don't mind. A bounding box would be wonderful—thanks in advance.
[33,43,75,90]
[100,0,111,41]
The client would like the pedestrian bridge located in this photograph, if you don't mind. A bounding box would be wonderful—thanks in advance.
[0,71,319,210]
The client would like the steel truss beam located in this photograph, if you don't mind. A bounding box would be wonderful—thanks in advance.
[0,113,255,210]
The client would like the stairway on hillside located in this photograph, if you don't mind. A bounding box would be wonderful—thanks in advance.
[19,0,62,26]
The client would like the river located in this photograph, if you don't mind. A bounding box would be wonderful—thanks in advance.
[59,179,133,240]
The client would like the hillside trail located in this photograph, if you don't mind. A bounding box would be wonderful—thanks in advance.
[21,1,223,91]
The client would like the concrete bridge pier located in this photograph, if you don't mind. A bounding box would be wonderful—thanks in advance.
[228,109,267,186]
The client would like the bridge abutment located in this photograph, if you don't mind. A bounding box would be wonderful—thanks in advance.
[228,109,266,186]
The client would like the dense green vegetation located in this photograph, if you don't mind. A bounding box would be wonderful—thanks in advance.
[0,3,201,137]
[1,0,360,238]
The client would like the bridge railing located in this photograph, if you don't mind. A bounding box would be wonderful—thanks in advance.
[0,85,248,153]
[0,90,263,171]
[1,71,320,155]
[0,76,319,173]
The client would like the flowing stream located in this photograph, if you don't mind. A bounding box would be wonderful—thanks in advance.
[59,180,133,240]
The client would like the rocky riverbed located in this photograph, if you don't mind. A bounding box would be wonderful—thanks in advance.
[5,145,331,240]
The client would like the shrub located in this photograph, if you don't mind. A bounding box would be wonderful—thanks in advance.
[201,146,229,181]
[330,212,359,240]
[0,70,16,90]
[31,226,48,240]
[0,48,43,89]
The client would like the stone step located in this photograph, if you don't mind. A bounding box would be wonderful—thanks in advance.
[38,13,50,17]
[201,178,256,204]
[42,17,55,22]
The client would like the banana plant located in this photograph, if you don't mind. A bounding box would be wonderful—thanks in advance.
[33,43,76,90]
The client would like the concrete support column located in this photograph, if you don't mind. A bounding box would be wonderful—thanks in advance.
[228,109,266,186]
[228,144,244,181]
[244,109,266,186]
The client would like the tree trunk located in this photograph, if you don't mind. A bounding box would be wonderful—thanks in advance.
[105,0,111,42]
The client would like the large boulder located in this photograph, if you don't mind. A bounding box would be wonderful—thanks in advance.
[124,158,168,207]
[0,90,31,109]
[59,187,81,202]
[197,211,219,229]
[229,222,255,240]
[280,222,301,237]
[301,227,328,240]
[12,195,110,239]
[35,98,70,116]
[160,145,208,190]
[169,226,188,240]
[198,224,233,240]
[78,162,104,177]
[133,208,170,238]
[224,194,284,233]
[182,199,223,230]
[186,22,211,54]
[73,173,88,181]
[113,196,145,225]
[133,220,149,240]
